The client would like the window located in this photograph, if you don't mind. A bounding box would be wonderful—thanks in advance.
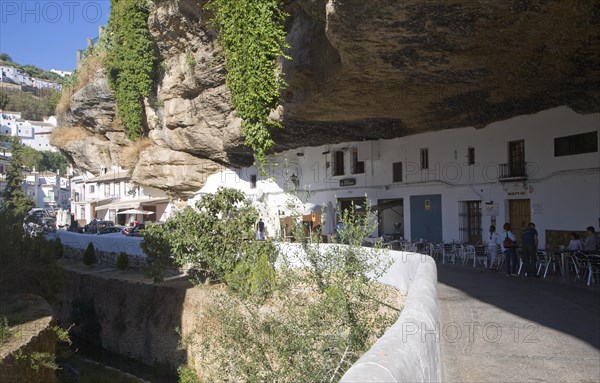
[333,151,345,176]
[554,131,598,157]
[459,201,482,244]
[351,148,365,174]
[89,185,95,193]
[392,162,403,182]
[250,175,257,189]
[420,148,429,170]
[467,147,475,165]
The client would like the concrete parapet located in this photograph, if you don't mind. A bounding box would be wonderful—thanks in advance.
[340,250,442,382]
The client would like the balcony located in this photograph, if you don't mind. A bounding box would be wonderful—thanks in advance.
[498,162,528,182]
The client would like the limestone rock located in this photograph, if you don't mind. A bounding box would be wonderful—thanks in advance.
[131,145,222,198]
[56,0,600,197]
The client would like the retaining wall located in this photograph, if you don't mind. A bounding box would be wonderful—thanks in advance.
[341,250,442,382]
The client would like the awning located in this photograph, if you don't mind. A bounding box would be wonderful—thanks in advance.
[95,197,169,211]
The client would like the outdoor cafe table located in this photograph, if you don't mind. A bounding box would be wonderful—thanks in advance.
[543,248,578,276]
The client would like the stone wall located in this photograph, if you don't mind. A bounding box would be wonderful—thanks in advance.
[0,295,57,383]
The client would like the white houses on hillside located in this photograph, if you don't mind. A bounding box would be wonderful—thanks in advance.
[70,166,172,226]
[0,65,61,91]
[193,106,599,248]
[24,170,71,210]
[0,111,58,152]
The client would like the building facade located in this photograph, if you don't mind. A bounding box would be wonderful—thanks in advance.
[193,106,599,247]
[70,166,172,226]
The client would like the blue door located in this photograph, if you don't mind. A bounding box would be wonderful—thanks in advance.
[410,195,442,243]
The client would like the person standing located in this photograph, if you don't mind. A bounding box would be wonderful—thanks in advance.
[256,218,265,240]
[487,225,500,271]
[501,223,518,277]
[582,226,598,253]
[521,222,539,277]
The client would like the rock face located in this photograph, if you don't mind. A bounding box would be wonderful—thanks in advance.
[57,0,600,197]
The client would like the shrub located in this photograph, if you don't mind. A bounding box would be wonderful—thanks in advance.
[116,252,129,270]
[83,243,97,268]
[0,317,14,343]
[54,237,64,259]
[177,365,200,383]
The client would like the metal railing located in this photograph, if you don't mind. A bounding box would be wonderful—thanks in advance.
[498,161,527,179]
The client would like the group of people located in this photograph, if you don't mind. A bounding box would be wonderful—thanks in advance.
[486,223,599,278]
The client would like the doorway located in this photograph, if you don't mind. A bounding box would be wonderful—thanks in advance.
[410,195,442,243]
[508,199,531,240]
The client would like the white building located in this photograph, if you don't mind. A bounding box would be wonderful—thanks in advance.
[70,166,173,226]
[24,171,70,210]
[192,106,599,248]
[1,111,58,152]
[50,69,72,78]
[0,65,61,91]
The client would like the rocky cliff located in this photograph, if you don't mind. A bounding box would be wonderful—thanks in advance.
[57,0,600,197]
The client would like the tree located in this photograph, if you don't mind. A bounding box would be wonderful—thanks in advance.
[83,243,97,268]
[0,53,12,62]
[1,136,34,221]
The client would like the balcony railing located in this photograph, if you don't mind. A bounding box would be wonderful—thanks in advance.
[498,162,527,180]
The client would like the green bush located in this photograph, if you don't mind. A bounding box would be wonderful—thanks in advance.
[54,237,64,259]
[83,243,97,268]
[116,252,129,270]
[177,365,200,383]
[0,317,14,343]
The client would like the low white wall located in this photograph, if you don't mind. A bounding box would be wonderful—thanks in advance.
[277,244,442,382]
[54,231,146,257]
[340,250,441,382]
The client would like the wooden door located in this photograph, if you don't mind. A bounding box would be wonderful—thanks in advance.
[509,199,530,240]
[508,140,525,177]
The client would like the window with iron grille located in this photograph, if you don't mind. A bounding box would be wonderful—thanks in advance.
[459,201,482,244]
[467,147,475,165]
[250,175,257,189]
[554,131,598,157]
[333,151,345,176]
[392,162,403,182]
[351,148,365,174]
[420,148,429,170]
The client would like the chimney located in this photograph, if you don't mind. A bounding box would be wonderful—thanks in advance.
[87,37,93,48]
[76,49,82,67]
[99,25,105,38]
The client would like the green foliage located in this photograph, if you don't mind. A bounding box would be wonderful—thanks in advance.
[105,0,157,140]
[54,237,64,259]
[140,223,174,283]
[116,251,129,270]
[0,317,14,343]
[83,243,97,268]
[186,201,398,381]
[178,365,201,383]
[144,188,269,286]
[0,135,35,220]
[0,88,60,120]
[205,0,290,166]
[227,241,278,300]
[20,146,69,175]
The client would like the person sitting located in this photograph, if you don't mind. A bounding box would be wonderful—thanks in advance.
[567,232,582,251]
[582,226,598,253]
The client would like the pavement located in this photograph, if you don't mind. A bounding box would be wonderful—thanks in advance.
[437,262,600,383]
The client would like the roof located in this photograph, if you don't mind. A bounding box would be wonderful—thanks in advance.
[95,197,169,211]
[90,172,131,183]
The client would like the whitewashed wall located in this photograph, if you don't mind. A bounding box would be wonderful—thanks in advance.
[194,106,599,246]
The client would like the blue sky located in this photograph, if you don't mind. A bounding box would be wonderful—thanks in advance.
[0,0,111,71]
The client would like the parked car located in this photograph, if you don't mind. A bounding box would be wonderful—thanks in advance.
[83,220,115,234]
[126,222,163,237]
[98,225,126,235]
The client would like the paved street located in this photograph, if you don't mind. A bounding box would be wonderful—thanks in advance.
[437,264,600,383]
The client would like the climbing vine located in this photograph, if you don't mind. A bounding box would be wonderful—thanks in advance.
[206,0,289,166]
[105,0,157,140]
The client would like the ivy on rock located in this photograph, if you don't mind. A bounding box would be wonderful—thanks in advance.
[206,0,289,166]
